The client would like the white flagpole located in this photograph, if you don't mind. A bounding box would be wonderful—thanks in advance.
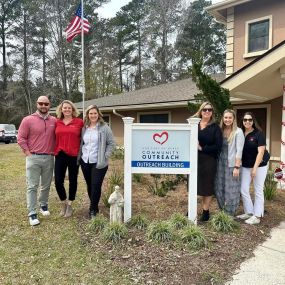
[81,0,85,116]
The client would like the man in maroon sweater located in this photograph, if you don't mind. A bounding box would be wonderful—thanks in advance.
[18,96,56,226]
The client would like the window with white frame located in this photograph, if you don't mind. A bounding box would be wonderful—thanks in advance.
[244,16,272,57]
[138,112,169,123]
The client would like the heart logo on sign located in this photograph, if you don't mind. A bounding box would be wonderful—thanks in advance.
[153,131,168,145]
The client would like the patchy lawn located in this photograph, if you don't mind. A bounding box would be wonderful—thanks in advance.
[1,144,285,285]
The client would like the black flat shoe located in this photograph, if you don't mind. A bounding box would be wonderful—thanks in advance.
[200,210,210,222]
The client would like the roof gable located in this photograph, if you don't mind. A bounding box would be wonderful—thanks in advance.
[206,0,253,23]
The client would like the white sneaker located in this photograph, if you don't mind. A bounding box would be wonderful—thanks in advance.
[29,214,40,226]
[236,213,252,220]
[39,205,50,216]
[245,215,260,225]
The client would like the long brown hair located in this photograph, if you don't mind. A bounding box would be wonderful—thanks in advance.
[84,105,104,127]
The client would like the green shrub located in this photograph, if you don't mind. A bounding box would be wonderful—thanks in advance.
[148,174,168,197]
[127,214,148,230]
[133,173,143,183]
[88,215,108,233]
[176,174,188,183]
[210,211,239,233]
[102,222,128,244]
[180,225,208,250]
[264,171,278,200]
[147,221,174,243]
[148,174,186,197]
[170,213,190,230]
[148,184,168,197]
[111,146,124,160]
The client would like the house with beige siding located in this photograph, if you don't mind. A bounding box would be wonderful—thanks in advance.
[69,0,285,166]
[71,75,224,145]
[207,0,285,165]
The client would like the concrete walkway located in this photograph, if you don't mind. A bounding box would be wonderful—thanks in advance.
[226,221,285,285]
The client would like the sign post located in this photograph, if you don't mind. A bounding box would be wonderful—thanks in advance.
[123,117,200,223]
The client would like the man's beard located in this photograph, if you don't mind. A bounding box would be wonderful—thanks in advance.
[37,108,48,115]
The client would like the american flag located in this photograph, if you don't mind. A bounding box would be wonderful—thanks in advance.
[65,4,91,42]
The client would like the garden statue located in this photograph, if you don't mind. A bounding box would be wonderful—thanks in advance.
[108,185,124,223]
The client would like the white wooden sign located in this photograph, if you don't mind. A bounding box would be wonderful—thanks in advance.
[123,117,200,223]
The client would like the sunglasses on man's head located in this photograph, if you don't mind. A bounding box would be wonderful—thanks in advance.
[202,108,213,112]
[243,118,253,122]
[37,102,49,106]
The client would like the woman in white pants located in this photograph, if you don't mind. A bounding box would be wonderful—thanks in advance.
[237,112,268,225]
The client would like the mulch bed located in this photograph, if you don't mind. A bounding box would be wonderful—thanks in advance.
[76,160,285,285]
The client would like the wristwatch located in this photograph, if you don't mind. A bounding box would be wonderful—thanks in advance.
[234,166,240,169]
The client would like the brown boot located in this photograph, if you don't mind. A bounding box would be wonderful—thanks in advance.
[64,205,73,218]
[60,203,67,216]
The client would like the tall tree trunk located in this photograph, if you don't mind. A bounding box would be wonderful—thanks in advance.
[161,27,167,83]
[23,11,32,114]
[119,43,123,93]
[101,40,106,97]
[1,3,7,92]
[85,39,92,100]
[137,25,142,89]
[42,38,46,84]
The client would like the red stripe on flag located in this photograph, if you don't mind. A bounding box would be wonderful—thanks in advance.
[64,8,91,42]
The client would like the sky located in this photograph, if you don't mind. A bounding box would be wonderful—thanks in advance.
[97,0,132,18]
[97,0,222,19]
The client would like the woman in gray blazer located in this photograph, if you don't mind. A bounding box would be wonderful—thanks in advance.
[215,109,245,216]
[78,105,115,219]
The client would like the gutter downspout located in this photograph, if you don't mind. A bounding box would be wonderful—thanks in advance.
[280,67,285,186]
[113,109,124,118]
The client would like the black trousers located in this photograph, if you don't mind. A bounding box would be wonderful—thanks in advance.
[80,159,108,213]
[54,151,79,201]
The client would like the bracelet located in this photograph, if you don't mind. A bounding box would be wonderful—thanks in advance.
[234,166,240,169]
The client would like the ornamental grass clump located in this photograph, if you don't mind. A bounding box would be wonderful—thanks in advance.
[210,211,239,233]
[127,214,148,230]
[102,222,128,244]
[180,225,208,250]
[264,171,278,200]
[88,215,108,233]
[170,213,191,230]
[147,221,174,243]
[133,173,143,183]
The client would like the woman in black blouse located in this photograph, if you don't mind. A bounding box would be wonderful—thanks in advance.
[193,102,223,221]
[237,112,268,225]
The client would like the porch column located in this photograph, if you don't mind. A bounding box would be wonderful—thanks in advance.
[280,67,285,174]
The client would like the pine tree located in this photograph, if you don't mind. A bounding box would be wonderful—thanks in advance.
[189,63,231,120]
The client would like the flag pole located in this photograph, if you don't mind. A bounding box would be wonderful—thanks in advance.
[81,0,85,116]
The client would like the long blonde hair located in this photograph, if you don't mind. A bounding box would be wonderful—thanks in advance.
[220,109,237,143]
[84,105,104,127]
[192,101,215,125]
[56,100,79,119]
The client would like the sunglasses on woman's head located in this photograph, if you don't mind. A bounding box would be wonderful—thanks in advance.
[202,108,213,112]
[243,118,253,122]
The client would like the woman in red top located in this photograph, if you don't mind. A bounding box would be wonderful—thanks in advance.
[54,100,83,217]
